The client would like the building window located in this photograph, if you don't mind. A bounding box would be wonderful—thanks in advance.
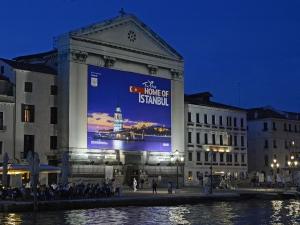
[289,124,292,132]
[197,171,201,180]
[0,112,3,130]
[50,107,57,124]
[273,139,277,148]
[284,123,287,131]
[0,66,4,74]
[285,141,288,149]
[264,139,268,148]
[205,152,209,161]
[263,122,268,131]
[196,133,200,144]
[24,82,32,92]
[234,118,237,127]
[212,115,215,125]
[226,153,232,163]
[196,152,201,161]
[188,132,192,143]
[51,85,58,95]
[241,154,245,163]
[0,141,2,155]
[241,136,244,147]
[188,112,192,122]
[294,125,298,133]
[241,118,244,128]
[24,135,34,158]
[213,153,216,162]
[291,141,295,147]
[212,134,216,145]
[204,133,208,144]
[21,104,35,123]
[227,117,231,126]
[264,155,268,166]
[234,135,238,146]
[285,155,288,166]
[273,122,277,130]
[234,154,238,163]
[220,153,224,162]
[188,171,192,180]
[227,135,232,146]
[50,136,57,149]
[220,135,223,145]
[204,114,208,124]
[188,152,192,161]
[196,113,200,123]
[219,116,223,125]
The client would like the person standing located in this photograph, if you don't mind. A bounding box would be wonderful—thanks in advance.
[152,179,157,194]
[203,175,211,195]
[133,178,137,192]
[140,178,144,189]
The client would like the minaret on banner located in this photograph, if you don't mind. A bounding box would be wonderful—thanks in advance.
[114,90,123,132]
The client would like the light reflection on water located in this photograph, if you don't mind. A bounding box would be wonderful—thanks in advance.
[0,200,300,225]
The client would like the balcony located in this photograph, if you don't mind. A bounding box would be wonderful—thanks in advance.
[0,126,6,131]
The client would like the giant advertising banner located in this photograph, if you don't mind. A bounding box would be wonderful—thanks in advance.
[87,65,171,152]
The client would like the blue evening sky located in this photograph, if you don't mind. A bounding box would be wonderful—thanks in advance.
[1,1,300,112]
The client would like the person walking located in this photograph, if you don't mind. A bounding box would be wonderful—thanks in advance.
[133,178,137,192]
[152,179,157,194]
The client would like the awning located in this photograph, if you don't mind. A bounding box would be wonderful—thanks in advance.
[2,164,29,174]
[39,164,61,173]
[0,164,61,174]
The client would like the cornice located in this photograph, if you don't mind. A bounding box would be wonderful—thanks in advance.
[70,36,183,63]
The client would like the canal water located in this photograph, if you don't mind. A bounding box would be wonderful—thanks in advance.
[0,199,299,224]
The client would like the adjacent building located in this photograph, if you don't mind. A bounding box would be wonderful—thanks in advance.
[0,57,58,185]
[247,105,300,178]
[184,92,248,186]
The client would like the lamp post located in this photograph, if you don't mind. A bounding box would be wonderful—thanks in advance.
[171,150,184,190]
[270,158,279,182]
[288,154,298,183]
[209,149,214,194]
[288,154,298,167]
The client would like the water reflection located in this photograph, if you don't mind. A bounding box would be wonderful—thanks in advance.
[0,200,299,224]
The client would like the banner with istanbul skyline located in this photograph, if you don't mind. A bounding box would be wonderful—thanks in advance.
[87,65,171,152]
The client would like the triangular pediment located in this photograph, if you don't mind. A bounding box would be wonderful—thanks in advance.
[69,14,183,62]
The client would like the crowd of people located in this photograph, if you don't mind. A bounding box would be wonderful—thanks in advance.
[0,179,116,201]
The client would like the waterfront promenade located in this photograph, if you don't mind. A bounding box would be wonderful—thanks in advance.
[0,186,297,213]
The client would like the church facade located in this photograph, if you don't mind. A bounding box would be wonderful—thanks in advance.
[56,13,185,185]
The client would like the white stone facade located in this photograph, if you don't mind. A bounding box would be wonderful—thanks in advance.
[247,106,300,175]
[184,93,248,186]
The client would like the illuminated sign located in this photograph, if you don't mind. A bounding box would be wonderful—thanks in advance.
[87,65,171,152]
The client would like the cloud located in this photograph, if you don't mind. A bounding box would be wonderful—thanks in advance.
[88,113,159,130]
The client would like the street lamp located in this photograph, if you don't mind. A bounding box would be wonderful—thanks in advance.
[271,158,279,182]
[171,150,184,189]
[288,154,298,167]
[288,154,298,183]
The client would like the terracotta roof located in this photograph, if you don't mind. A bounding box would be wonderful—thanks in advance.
[185,93,245,112]
[12,50,57,61]
[0,58,57,75]
[246,106,300,121]
[0,75,10,81]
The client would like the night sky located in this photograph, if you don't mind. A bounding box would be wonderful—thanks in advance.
[1,1,300,112]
